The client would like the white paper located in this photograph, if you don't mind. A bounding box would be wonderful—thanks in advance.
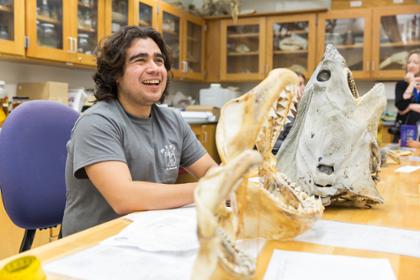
[44,206,264,279]
[264,250,396,280]
[105,207,198,252]
[295,220,420,258]
[395,165,420,173]
[44,244,197,280]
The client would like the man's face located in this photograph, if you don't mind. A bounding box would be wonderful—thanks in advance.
[117,38,168,107]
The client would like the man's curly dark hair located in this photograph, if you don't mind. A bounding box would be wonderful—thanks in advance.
[93,26,172,102]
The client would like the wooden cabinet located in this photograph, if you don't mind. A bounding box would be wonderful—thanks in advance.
[372,5,420,80]
[183,14,205,80]
[105,0,131,34]
[191,123,220,164]
[220,17,266,81]
[157,1,205,80]
[176,122,220,184]
[0,0,25,56]
[267,13,316,79]
[214,14,316,82]
[74,0,105,66]
[26,0,105,66]
[317,5,420,80]
[157,1,183,75]
[134,0,157,28]
[317,8,372,79]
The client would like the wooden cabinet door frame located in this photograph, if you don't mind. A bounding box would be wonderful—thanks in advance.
[134,0,158,29]
[182,13,205,80]
[157,1,185,78]
[104,0,135,36]
[220,17,266,81]
[317,8,372,80]
[266,13,316,79]
[0,0,25,56]
[73,0,106,66]
[26,0,75,63]
[371,5,420,80]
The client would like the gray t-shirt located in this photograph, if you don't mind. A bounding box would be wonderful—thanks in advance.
[62,100,205,236]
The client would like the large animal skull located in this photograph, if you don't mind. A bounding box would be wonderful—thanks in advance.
[216,68,299,165]
[277,44,386,208]
[193,150,262,280]
[192,69,324,279]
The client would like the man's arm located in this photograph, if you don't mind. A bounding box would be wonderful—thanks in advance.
[85,153,217,215]
[85,161,197,215]
[184,153,218,179]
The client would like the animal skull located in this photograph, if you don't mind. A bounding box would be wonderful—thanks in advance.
[276,44,386,208]
[192,150,262,280]
[193,69,324,279]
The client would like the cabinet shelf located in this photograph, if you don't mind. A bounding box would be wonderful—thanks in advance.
[187,36,199,42]
[227,32,259,39]
[163,29,179,37]
[380,40,420,48]
[78,26,96,33]
[329,43,364,49]
[37,15,61,25]
[273,30,307,36]
[273,49,308,55]
[0,4,12,13]
[228,51,259,56]
[138,19,151,27]
[78,2,95,9]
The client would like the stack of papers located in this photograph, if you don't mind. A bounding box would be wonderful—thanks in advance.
[180,111,216,122]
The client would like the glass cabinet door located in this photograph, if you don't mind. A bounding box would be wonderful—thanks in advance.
[75,0,102,65]
[0,0,24,56]
[36,0,64,49]
[372,5,420,79]
[317,9,372,79]
[137,0,155,28]
[267,14,316,78]
[111,0,128,33]
[76,0,97,55]
[184,17,204,79]
[221,18,266,81]
[161,11,181,71]
[26,0,73,62]
[0,0,14,41]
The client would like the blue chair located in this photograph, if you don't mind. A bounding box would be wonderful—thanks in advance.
[0,100,79,252]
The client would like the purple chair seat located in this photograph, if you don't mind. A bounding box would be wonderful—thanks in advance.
[0,100,79,252]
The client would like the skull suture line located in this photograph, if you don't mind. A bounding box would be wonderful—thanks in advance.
[277,44,386,208]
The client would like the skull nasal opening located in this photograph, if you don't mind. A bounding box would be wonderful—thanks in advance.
[317,164,334,175]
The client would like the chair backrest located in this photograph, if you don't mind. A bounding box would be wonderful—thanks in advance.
[0,100,79,230]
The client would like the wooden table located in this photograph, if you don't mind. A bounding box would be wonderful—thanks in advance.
[1,154,419,279]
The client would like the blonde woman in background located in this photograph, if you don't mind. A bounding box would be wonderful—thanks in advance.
[393,49,420,142]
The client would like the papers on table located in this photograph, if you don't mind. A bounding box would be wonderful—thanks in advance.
[264,250,396,280]
[295,220,420,258]
[44,206,265,279]
[45,244,197,280]
[104,207,199,252]
[395,165,420,173]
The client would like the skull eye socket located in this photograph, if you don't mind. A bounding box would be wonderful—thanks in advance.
[317,70,331,82]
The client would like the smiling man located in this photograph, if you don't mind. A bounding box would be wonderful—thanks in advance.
[62,26,217,236]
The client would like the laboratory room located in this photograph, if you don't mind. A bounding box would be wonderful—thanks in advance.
[0,0,419,279]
